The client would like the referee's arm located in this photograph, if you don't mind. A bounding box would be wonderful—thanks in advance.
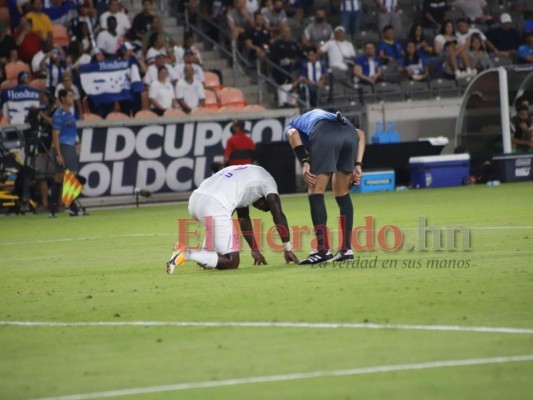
[52,128,64,167]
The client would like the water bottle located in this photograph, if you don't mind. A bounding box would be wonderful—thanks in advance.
[386,121,400,143]
[372,122,385,144]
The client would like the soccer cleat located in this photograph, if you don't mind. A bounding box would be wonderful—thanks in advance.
[166,242,187,274]
[329,249,354,262]
[298,250,333,265]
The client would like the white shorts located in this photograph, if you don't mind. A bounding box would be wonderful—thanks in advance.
[188,192,240,254]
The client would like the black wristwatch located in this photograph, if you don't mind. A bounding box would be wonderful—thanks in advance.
[354,161,363,167]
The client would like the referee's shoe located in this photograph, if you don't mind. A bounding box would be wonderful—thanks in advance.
[298,250,333,265]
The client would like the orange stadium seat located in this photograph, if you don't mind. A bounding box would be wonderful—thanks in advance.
[29,79,46,91]
[81,113,103,121]
[217,87,247,107]
[204,71,222,90]
[135,110,159,119]
[5,61,31,81]
[218,105,247,113]
[163,109,186,117]
[106,112,130,120]
[203,89,220,109]
[190,107,219,115]
[244,105,266,111]
[52,25,70,48]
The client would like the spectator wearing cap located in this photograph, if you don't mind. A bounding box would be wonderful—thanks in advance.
[518,32,533,64]
[175,63,205,114]
[0,22,17,65]
[320,26,356,78]
[144,53,177,86]
[96,16,121,58]
[378,24,404,65]
[54,71,81,119]
[39,47,66,93]
[339,0,362,38]
[374,0,402,37]
[354,41,382,85]
[100,0,131,37]
[486,14,522,59]
[15,18,43,65]
[149,65,178,116]
[31,40,53,78]
[302,8,333,48]
[25,0,53,42]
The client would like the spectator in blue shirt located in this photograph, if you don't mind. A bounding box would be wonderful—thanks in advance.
[378,25,404,65]
[354,41,382,85]
[518,32,533,64]
[401,41,429,81]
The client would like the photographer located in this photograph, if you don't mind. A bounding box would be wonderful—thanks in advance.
[50,88,83,217]
[30,89,56,211]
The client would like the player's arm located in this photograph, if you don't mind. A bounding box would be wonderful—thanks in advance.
[353,129,366,185]
[286,127,316,186]
[236,206,267,265]
[265,193,299,264]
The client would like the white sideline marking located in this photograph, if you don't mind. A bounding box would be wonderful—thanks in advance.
[2,320,533,334]
[31,355,533,400]
[0,226,532,246]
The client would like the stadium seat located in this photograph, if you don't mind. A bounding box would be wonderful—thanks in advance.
[162,109,186,117]
[81,113,103,121]
[244,105,266,111]
[5,61,31,81]
[135,110,159,119]
[29,79,46,91]
[490,55,512,67]
[401,80,432,100]
[105,112,130,120]
[203,89,220,109]
[430,78,460,98]
[375,82,404,102]
[381,65,402,84]
[52,25,70,48]
[190,107,219,115]
[204,71,223,90]
[217,87,247,107]
[218,105,247,113]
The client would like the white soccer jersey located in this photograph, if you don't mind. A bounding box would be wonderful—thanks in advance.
[193,165,278,212]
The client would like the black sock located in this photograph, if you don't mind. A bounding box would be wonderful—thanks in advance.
[309,194,329,252]
[336,194,353,251]
[50,181,61,212]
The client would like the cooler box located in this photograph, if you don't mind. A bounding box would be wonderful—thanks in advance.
[409,154,470,188]
[492,153,533,182]
[351,169,395,193]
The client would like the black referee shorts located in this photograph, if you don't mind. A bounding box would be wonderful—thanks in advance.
[308,119,359,175]
[54,143,79,174]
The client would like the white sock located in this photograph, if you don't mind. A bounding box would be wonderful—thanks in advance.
[187,249,218,268]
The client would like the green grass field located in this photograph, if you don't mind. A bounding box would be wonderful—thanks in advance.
[1,183,532,400]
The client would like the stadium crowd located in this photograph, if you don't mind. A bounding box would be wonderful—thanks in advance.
[0,0,531,121]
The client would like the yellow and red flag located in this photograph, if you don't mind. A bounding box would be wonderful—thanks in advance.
[62,169,83,207]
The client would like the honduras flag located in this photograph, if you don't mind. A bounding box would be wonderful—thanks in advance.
[80,60,144,106]
[0,86,40,124]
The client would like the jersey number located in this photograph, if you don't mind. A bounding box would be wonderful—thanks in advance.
[220,166,248,178]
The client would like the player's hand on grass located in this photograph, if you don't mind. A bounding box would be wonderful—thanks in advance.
[284,250,299,264]
[251,250,267,266]
[302,163,317,187]
[352,165,362,185]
